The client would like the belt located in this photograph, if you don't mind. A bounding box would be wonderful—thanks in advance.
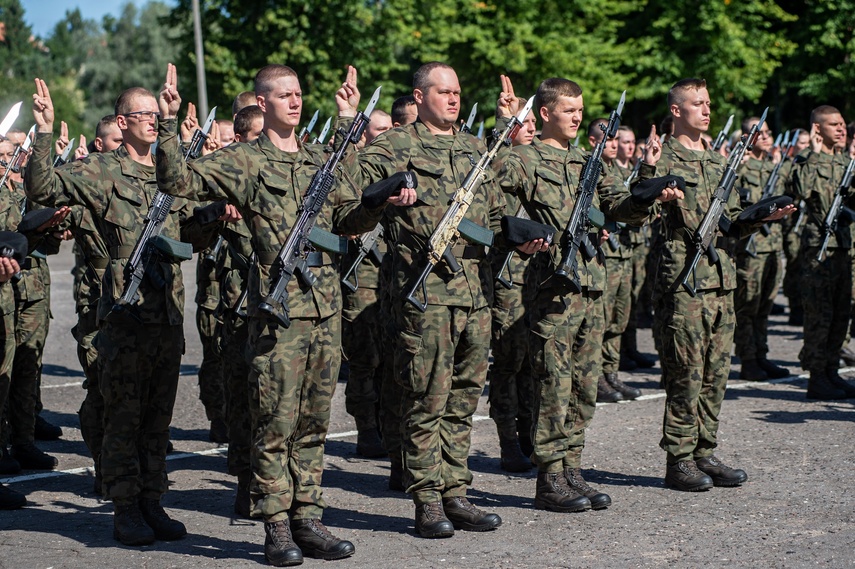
[109,246,134,259]
[255,250,335,267]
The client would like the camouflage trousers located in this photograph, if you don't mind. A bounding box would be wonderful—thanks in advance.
[799,248,851,373]
[3,297,50,445]
[379,287,403,462]
[0,292,14,442]
[222,309,251,478]
[655,290,733,463]
[74,306,103,473]
[782,230,802,311]
[394,301,490,506]
[97,321,183,504]
[487,281,533,428]
[602,255,633,373]
[247,314,340,522]
[734,252,781,360]
[341,287,381,421]
[529,288,604,472]
[196,305,225,422]
[624,242,649,338]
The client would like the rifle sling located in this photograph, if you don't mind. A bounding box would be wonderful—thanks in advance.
[255,250,335,267]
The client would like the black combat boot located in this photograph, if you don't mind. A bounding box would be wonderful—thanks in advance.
[113,501,155,546]
[0,446,21,475]
[138,497,187,540]
[291,519,355,560]
[208,417,229,444]
[415,502,455,538]
[806,372,847,400]
[665,460,713,492]
[354,416,385,459]
[603,372,641,400]
[739,359,768,381]
[11,443,58,470]
[34,415,62,441]
[234,470,252,519]
[564,468,612,510]
[0,483,26,510]
[496,423,531,473]
[825,368,855,398]
[622,330,658,368]
[442,496,502,531]
[757,356,790,379]
[596,375,623,403]
[264,520,303,567]
[534,471,591,513]
[695,456,748,487]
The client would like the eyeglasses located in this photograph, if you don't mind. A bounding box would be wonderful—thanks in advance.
[123,111,161,121]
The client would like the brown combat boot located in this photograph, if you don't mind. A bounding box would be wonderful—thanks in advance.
[496,423,531,473]
[291,519,355,560]
[138,497,187,540]
[739,359,768,381]
[695,455,748,487]
[442,496,502,531]
[757,356,790,379]
[264,519,303,567]
[534,471,591,513]
[415,502,455,538]
[564,468,612,509]
[596,375,623,403]
[664,461,713,492]
[354,415,385,459]
[604,372,641,400]
[113,501,155,546]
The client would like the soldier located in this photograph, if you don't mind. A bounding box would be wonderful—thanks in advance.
[217,119,235,146]
[495,76,678,513]
[0,234,23,508]
[732,117,790,381]
[390,95,417,128]
[89,115,123,154]
[26,79,217,545]
[639,78,794,491]
[589,118,643,403]
[348,63,546,539]
[790,107,855,400]
[780,129,811,327]
[156,63,409,565]
[487,99,537,472]
[356,109,392,150]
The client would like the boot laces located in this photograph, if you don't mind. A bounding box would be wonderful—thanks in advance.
[141,498,170,523]
[301,519,336,541]
[266,520,294,547]
[679,460,704,476]
[448,497,484,516]
[565,468,595,494]
[422,502,446,521]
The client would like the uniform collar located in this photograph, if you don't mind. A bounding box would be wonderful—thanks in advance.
[115,145,155,180]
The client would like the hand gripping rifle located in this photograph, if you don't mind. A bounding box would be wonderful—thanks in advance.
[405,97,535,311]
[341,222,385,293]
[816,156,855,262]
[673,108,767,296]
[554,91,626,293]
[258,87,382,327]
[184,107,217,160]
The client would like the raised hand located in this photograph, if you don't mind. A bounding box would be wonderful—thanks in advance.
[32,78,55,133]
[497,75,520,119]
[643,125,662,165]
[74,135,89,160]
[335,65,360,118]
[54,121,70,156]
[159,63,181,120]
[181,101,198,144]
[810,122,823,153]
[201,120,222,156]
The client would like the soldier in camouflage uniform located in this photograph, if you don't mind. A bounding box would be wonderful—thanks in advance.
[496,77,669,514]
[790,107,855,400]
[348,64,549,539]
[194,245,228,443]
[732,117,790,381]
[487,102,537,473]
[780,130,810,326]
[639,79,793,491]
[26,80,215,546]
[156,64,402,565]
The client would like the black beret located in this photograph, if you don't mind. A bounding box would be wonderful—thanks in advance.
[501,215,555,246]
[193,201,227,225]
[0,230,27,264]
[17,208,58,233]
[631,175,686,206]
[361,171,418,209]
[737,195,793,224]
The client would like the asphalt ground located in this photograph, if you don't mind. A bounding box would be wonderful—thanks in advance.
[1,243,853,569]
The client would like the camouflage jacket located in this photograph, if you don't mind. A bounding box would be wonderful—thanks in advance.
[0,179,23,316]
[639,137,748,294]
[487,190,530,288]
[218,222,253,315]
[68,205,109,311]
[195,244,222,310]
[9,181,59,305]
[734,156,782,254]
[24,132,210,325]
[497,136,649,294]
[155,118,384,320]
[612,161,647,248]
[791,150,855,251]
[347,120,507,310]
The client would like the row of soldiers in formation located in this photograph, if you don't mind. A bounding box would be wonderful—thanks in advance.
[0,59,851,567]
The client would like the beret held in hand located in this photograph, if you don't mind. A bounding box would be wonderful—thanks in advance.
[361,171,418,209]
[193,201,227,225]
[631,175,686,206]
[501,216,555,246]
[0,230,27,264]
[737,196,793,224]
[16,208,59,233]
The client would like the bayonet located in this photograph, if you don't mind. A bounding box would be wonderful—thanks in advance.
[0,102,22,138]
[712,114,734,152]
[313,117,332,144]
[184,106,217,159]
[299,109,320,143]
[54,137,75,167]
[476,121,484,140]
[461,103,477,134]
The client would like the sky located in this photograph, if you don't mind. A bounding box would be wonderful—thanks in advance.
[24,0,177,38]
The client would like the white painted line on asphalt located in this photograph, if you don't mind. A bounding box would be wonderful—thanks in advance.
[42,381,84,389]
[6,368,845,486]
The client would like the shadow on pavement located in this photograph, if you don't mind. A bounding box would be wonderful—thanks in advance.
[41,363,85,378]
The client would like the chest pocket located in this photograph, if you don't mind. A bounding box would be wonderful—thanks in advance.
[256,168,294,228]
[408,155,446,207]
[531,162,570,212]
[104,181,143,234]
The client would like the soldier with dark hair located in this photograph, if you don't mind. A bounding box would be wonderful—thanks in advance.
[390,94,417,127]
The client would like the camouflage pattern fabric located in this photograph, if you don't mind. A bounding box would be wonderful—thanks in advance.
[341,286,382,420]
[778,158,803,312]
[601,254,632,373]
[195,248,226,423]
[0,182,23,449]
[377,253,404,461]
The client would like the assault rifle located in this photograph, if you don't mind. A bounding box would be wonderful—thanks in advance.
[258,87,382,327]
[554,91,626,292]
[405,97,536,311]
[53,137,75,167]
[712,114,734,152]
[184,107,217,160]
[817,156,855,262]
[341,223,385,293]
[673,108,767,296]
